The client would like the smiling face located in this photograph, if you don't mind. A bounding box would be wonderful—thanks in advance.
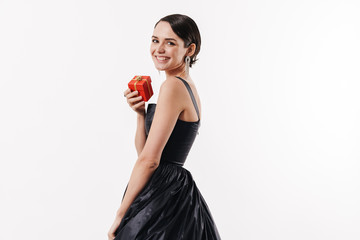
[150,21,189,74]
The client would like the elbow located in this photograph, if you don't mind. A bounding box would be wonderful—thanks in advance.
[137,157,159,170]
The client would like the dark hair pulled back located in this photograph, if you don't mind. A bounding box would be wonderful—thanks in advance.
[155,14,201,68]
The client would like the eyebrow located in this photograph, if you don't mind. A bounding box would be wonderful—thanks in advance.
[152,36,177,41]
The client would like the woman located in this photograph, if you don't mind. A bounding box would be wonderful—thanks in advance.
[108,14,221,240]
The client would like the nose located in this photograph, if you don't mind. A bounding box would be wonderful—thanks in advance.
[156,42,165,54]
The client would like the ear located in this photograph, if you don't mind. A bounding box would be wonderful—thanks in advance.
[186,43,196,57]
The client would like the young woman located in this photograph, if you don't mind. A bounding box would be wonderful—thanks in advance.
[108,14,221,240]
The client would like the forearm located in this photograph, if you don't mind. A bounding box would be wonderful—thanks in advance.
[134,113,147,156]
[116,159,158,217]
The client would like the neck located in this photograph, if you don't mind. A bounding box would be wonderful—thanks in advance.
[164,65,188,80]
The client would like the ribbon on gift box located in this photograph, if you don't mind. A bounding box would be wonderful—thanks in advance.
[134,76,153,97]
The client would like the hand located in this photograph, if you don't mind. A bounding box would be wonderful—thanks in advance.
[124,88,145,116]
[107,215,122,240]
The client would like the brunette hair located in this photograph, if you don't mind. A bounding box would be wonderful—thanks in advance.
[154,14,201,68]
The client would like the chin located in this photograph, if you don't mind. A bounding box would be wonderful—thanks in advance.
[153,64,167,71]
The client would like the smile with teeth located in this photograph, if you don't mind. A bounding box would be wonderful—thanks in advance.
[156,56,170,61]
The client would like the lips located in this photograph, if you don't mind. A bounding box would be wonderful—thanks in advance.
[155,56,170,62]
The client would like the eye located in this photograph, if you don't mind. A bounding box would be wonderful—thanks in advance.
[152,39,159,43]
[167,41,175,46]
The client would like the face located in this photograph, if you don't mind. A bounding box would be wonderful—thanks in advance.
[150,21,188,72]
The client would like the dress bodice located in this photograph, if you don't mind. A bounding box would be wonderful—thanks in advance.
[145,76,201,166]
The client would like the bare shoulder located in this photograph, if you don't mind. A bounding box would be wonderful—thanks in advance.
[162,76,201,122]
[160,76,186,92]
[159,76,187,108]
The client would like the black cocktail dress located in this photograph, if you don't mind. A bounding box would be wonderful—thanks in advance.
[114,76,221,240]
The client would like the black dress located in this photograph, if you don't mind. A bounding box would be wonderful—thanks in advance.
[114,76,221,240]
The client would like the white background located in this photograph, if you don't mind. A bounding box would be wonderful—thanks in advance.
[1,0,359,239]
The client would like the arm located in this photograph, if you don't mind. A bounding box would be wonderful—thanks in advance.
[116,79,184,218]
[134,113,147,157]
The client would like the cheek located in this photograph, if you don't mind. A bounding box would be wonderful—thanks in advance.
[169,48,181,59]
[150,45,156,55]
[175,50,186,62]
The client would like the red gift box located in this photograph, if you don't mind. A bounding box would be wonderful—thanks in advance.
[128,75,154,102]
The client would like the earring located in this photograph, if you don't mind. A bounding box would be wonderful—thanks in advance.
[185,56,191,78]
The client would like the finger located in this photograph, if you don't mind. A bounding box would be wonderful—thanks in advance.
[132,101,145,111]
[125,92,134,99]
[128,90,139,98]
[123,88,131,97]
[132,100,145,109]
[124,88,134,98]
[128,95,143,104]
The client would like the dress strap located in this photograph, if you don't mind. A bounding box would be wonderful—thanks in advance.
[175,76,200,121]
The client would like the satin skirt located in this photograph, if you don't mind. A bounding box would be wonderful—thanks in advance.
[114,161,221,240]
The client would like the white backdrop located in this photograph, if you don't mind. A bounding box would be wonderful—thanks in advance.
[1,0,359,239]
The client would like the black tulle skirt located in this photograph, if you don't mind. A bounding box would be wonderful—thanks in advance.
[114,161,221,240]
